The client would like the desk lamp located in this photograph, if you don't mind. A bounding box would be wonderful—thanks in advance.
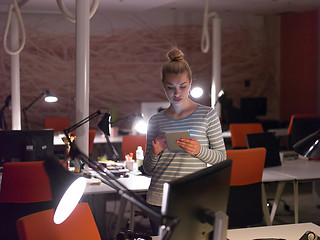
[190,87,204,98]
[293,130,320,159]
[43,156,87,224]
[214,89,225,107]
[23,90,58,129]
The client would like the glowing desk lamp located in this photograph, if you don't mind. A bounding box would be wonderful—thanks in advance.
[23,90,58,129]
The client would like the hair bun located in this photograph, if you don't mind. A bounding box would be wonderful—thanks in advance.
[168,48,184,62]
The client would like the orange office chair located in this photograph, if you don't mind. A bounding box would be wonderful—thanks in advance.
[0,161,54,240]
[226,147,267,228]
[16,202,101,240]
[229,123,264,149]
[44,117,70,133]
[121,134,146,160]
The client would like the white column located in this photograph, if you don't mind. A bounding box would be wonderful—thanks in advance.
[211,17,221,116]
[10,12,21,130]
[75,0,90,171]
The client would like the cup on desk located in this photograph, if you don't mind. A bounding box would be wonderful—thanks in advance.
[125,160,137,171]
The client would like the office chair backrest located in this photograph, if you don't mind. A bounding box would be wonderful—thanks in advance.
[122,134,146,160]
[16,202,101,240]
[0,161,52,203]
[44,117,70,133]
[226,147,266,228]
[287,114,318,135]
[229,123,264,148]
[227,147,266,186]
[0,161,53,240]
[246,132,282,168]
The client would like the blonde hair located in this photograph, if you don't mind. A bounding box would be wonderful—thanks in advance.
[161,48,192,82]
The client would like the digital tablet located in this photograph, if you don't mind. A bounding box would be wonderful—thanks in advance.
[165,130,190,150]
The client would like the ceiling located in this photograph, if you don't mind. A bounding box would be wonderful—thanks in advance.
[0,0,320,15]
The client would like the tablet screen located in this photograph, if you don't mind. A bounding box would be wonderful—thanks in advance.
[165,131,190,150]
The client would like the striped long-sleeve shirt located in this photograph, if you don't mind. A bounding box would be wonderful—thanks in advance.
[143,104,226,206]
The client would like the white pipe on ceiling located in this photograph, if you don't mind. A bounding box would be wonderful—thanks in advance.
[201,0,222,116]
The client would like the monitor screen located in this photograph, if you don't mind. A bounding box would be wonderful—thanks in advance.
[160,159,232,240]
[0,130,54,167]
[241,97,267,118]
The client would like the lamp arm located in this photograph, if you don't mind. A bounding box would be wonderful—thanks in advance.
[22,108,29,130]
[104,133,120,161]
[22,92,45,112]
[64,109,102,144]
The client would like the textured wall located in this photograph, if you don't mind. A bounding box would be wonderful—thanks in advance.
[0,12,279,130]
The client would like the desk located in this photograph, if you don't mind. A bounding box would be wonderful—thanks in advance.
[227,222,320,240]
[84,174,150,195]
[262,159,320,224]
[152,222,320,240]
[84,173,150,237]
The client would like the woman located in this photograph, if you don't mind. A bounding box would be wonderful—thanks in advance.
[143,48,226,233]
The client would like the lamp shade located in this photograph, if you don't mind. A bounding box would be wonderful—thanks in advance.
[97,112,111,136]
[44,90,58,103]
[293,130,320,159]
[43,156,86,224]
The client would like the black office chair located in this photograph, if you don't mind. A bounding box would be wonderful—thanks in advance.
[246,132,290,214]
[246,132,282,168]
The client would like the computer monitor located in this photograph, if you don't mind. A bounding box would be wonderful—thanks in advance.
[160,159,232,240]
[0,129,54,167]
[241,97,267,121]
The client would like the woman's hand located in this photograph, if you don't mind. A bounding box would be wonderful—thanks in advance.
[152,135,167,155]
[177,137,201,155]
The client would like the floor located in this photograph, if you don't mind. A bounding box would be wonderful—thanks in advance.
[264,181,320,226]
[117,181,320,239]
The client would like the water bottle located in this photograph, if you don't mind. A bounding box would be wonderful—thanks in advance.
[136,146,144,167]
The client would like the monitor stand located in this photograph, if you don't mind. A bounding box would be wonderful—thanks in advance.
[213,211,228,240]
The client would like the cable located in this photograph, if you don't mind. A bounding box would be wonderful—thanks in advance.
[201,0,219,53]
[56,0,100,23]
[3,0,26,55]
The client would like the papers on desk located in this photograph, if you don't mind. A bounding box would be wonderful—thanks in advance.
[86,177,102,185]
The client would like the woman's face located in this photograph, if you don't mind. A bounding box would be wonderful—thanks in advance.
[163,72,191,106]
